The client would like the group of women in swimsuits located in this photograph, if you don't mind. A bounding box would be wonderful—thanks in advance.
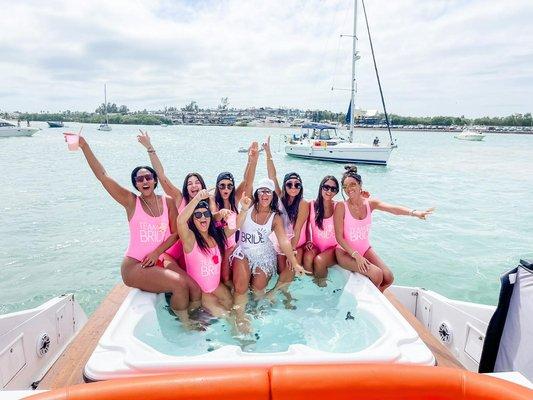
[74,133,433,332]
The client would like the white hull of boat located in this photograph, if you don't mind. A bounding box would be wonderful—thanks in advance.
[97,124,112,132]
[284,142,393,165]
[0,127,39,138]
[454,134,485,141]
[389,285,494,372]
[0,294,87,389]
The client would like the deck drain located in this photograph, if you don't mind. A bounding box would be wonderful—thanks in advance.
[37,333,51,357]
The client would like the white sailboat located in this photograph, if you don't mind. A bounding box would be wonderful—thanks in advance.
[285,0,396,165]
[97,84,112,132]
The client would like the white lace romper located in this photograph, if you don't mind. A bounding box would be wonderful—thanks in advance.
[231,208,278,276]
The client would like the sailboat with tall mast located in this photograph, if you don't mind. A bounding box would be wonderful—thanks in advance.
[285,0,396,165]
[97,84,112,132]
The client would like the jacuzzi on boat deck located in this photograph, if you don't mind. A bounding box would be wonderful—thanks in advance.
[84,267,435,381]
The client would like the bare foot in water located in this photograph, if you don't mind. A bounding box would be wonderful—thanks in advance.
[313,277,327,287]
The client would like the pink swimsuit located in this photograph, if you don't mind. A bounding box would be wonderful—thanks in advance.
[184,242,221,293]
[294,221,307,248]
[337,200,372,256]
[309,200,337,252]
[166,197,187,260]
[125,196,170,262]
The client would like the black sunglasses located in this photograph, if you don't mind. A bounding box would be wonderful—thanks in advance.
[193,211,211,219]
[322,184,338,193]
[135,173,154,183]
[285,182,302,189]
[218,183,234,190]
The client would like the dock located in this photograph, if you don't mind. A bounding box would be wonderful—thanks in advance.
[37,284,463,390]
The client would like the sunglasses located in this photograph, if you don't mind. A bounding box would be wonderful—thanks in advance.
[342,183,359,191]
[322,184,338,193]
[257,188,273,196]
[285,181,302,190]
[218,183,234,190]
[135,174,154,183]
[193,211,211,219]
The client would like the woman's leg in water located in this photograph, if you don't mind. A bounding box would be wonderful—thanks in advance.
[232,256,252,334]
[335,248,383,288]
[121,257,192,324]
[313,247,337,287]
[201,283,233,317]
[161,253,202,310]
[363,248,394,292]
[221,245,235,289]
[303,245,318,274]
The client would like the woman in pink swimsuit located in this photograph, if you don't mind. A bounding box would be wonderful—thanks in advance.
[263,137,309,281]
[334,165,434,292]
[137,131,207,268]
[209,143,259,288]
[178,189,251,316]
[303,175,340,286]
[76,136,201,325]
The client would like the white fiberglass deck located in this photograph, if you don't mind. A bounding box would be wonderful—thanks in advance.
[85,268,434,381]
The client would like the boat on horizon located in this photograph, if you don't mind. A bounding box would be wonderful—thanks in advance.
[0,118,39,137]
[97,84,112,132]
[46,121,64,128]
[455,127,485,141]
[285,0,396,165]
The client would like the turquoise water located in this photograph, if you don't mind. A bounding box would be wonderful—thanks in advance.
[135,268,380,355]
[1,122,532,315]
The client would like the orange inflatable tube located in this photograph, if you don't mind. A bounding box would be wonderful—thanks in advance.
[28,364,532,400]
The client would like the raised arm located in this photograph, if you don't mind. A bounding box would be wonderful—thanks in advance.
[262,136,282,195]
[235,142,259,199]
[137,130,183,204]
[78,136,134,209]
[223,192,252,237]
[369,199,434,220]
[177,189,211,251]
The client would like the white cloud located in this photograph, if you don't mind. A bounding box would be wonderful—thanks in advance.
[0,0,531,116]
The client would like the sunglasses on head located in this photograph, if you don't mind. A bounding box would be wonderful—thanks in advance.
[285,181,302,190]
[193,210,211,219]
[257,188,273,196]
[322,184,338,193]
[218,183,234,190]
[135,173,154,183]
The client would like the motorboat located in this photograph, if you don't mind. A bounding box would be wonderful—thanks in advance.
[46,121,64,128]
[285,0,396,165]
[2,259,531,397]
[97,84,112,132]
[0,118,39,138]
[455,128,485,141]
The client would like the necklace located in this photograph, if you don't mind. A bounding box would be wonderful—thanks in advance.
[253,209,270,225]
[140,195,167,233]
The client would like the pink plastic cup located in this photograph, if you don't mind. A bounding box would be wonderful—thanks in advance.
[64,133,79,151]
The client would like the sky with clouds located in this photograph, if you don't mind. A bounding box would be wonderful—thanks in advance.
[1,0,532,117]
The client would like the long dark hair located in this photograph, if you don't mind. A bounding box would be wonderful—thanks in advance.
[187,201,226,259]
[215,172,237,212]
[182,173,206,203]
[281,172,303,224]
[253,190,280,214]
[314,175,339,230]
